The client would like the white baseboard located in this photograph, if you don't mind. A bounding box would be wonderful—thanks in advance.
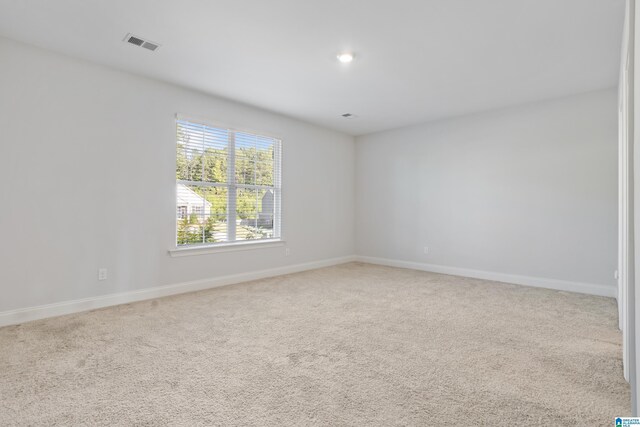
[0,255,356,327]
[0,254,615,327]
[355,255,616,298]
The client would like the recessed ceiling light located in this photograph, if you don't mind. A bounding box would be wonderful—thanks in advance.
[337,52,354,63]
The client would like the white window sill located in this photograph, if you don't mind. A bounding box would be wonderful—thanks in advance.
[168,239,285,257]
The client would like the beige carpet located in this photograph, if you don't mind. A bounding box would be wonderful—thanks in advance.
[0,262,630,425]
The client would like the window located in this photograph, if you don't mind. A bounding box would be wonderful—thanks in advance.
[177,206,187,219]
[175,118,281,247]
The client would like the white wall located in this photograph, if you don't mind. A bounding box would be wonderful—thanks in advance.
[0,37,355,313]
[0,35,619,318]
[356,89,618,293]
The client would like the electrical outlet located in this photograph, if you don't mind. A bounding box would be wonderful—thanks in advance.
[98,268,108,281]
[285,248,291,256]
[423,246,429,255]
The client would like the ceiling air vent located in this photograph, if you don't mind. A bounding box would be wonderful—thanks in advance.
[124,33,160,52]
[141,41,159,51]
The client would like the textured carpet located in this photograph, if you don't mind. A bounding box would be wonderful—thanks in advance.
[0,262,630,425]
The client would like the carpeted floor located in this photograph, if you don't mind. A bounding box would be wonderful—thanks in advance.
[0,262,630,425]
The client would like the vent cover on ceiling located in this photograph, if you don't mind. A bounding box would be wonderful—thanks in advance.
[124,33,160,52]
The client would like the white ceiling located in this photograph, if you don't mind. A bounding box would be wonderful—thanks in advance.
[0,0,625,136]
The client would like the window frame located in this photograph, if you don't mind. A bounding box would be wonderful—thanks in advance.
[172,114,283,254]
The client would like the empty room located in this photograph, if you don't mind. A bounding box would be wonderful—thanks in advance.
[1,0,639,425]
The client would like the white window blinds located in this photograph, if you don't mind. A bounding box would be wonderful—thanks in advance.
[176,119,282,247]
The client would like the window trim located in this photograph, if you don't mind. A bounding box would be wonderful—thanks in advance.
[173,114,283,251]
[168,239,286,257]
